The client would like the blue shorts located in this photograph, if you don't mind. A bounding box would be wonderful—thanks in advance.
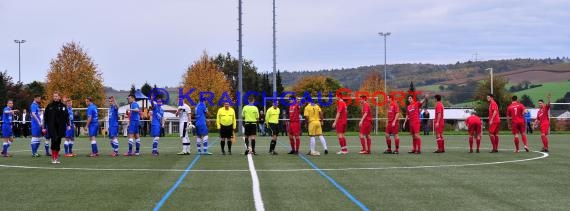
[31,125,42,137]
[195,124,208,136]
[89,123,98,137]
[108,125,119,138]
[2,124,12,138]
[66,126,75,138]
[150,125,161,137]
[128,122,140,134]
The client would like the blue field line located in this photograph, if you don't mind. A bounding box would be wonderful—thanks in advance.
[152,154,202,211]
[298,155,370,211]
[277,141,370,210]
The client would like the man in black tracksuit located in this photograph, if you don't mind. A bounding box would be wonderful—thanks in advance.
[44,92,69,164]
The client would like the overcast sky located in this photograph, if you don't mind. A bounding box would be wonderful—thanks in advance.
[1,0,568,90]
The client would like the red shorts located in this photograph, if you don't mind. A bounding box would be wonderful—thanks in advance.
[468,124,482,136]
[335,123,346,134]
[409,122,420,134]
[488,123,499,134]
[511,122,525,134]
[288,121,301,136]
[359,122,372,135]
[386,124,399,135]
[435,125,444,134]
[540,123,550,134]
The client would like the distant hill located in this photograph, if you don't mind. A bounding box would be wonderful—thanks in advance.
[280,57,570,90]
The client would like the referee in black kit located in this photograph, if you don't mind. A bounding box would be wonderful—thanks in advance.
[44,92,70,164]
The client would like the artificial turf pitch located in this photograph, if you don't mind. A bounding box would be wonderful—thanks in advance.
[0,134,568,210]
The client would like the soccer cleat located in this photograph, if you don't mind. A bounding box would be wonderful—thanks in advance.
[324,150,328,155]
[110,152,119,157]
[228,151,232,155]
[152,151,159,156]
[433,150,442,153]
[336,151,348,155]
[383,150,393,154]
[134,152,140,156]
[32,153,41,158]
[2,153,13,157]
[392,151,399,154]
[46,153,52,156]
[55,159,61,164]
[476,149,480,153]
[202,151,213,155]
[414,151,421,154]
[407,151,416,154]
[51,159,57,164]
[88,153,99,157]
[270,151,278,155]
[124,152,133,156]
[310,151,321,156]
[524,147,529,152]
[514,150,519,153]
[221,151,226,155]
[288,150,295,154]
[177,151,189,155]
[359,150,367,154]
[469,149,473,153]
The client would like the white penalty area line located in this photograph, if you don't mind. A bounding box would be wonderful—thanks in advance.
[247,153,265,211]
[0,151,549,173]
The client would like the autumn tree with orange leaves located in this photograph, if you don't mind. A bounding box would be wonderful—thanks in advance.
[358,73,386,117]
[181,52,232,116]
[45,42,105,107]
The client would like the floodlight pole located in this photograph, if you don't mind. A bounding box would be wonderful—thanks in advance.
[238,0,244,134]
[378,32,391,134]
[486,68,493,94]
[14,39,26,83]
[272,0,277,93]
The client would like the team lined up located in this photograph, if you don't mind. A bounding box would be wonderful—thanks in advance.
[1,92,552,163]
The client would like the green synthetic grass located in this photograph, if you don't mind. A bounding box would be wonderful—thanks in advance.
[0,134,568,210]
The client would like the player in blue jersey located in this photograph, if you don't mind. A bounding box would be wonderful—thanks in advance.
[2,100,19,157]
[149,96,165,156]
[30,95,43,157]
[125,94,142,156]
[195,99,211,155]
[108,96,120,157]
[40,111,51,156]
[63,98,76,157]
[85,97,100,157]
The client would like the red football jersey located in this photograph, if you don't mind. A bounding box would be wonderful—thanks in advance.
[289,103,300,123]
[435,102,444,125]
[337,100,348,124]
[466,115,481,126]
[387,101,400,122]
[507,102,525,124]
[407,101,422,123]
[361,101,372,122]
[537,103,550,124]
[488,99,500,123]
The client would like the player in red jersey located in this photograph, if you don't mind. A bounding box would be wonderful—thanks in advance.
[433,95,446,153]
[533,94,551,152]
[287,96,301,154]
[358,95,373,154]
[384,95,401,154]
[332,96,348,154]
[403,95,427,154]
[506,95,529,153]
[487,94,501,153]
[465,111,482,153]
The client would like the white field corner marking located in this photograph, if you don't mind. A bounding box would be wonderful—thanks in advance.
[248,153,265,211]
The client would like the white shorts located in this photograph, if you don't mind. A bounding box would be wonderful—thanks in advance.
[179,122,188,138]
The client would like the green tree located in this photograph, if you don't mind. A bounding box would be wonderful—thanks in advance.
[129,84,136,96]
[25,81,45,97]
[472,76,511,119]
[519,94,535,108]
[141,82,152,97]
